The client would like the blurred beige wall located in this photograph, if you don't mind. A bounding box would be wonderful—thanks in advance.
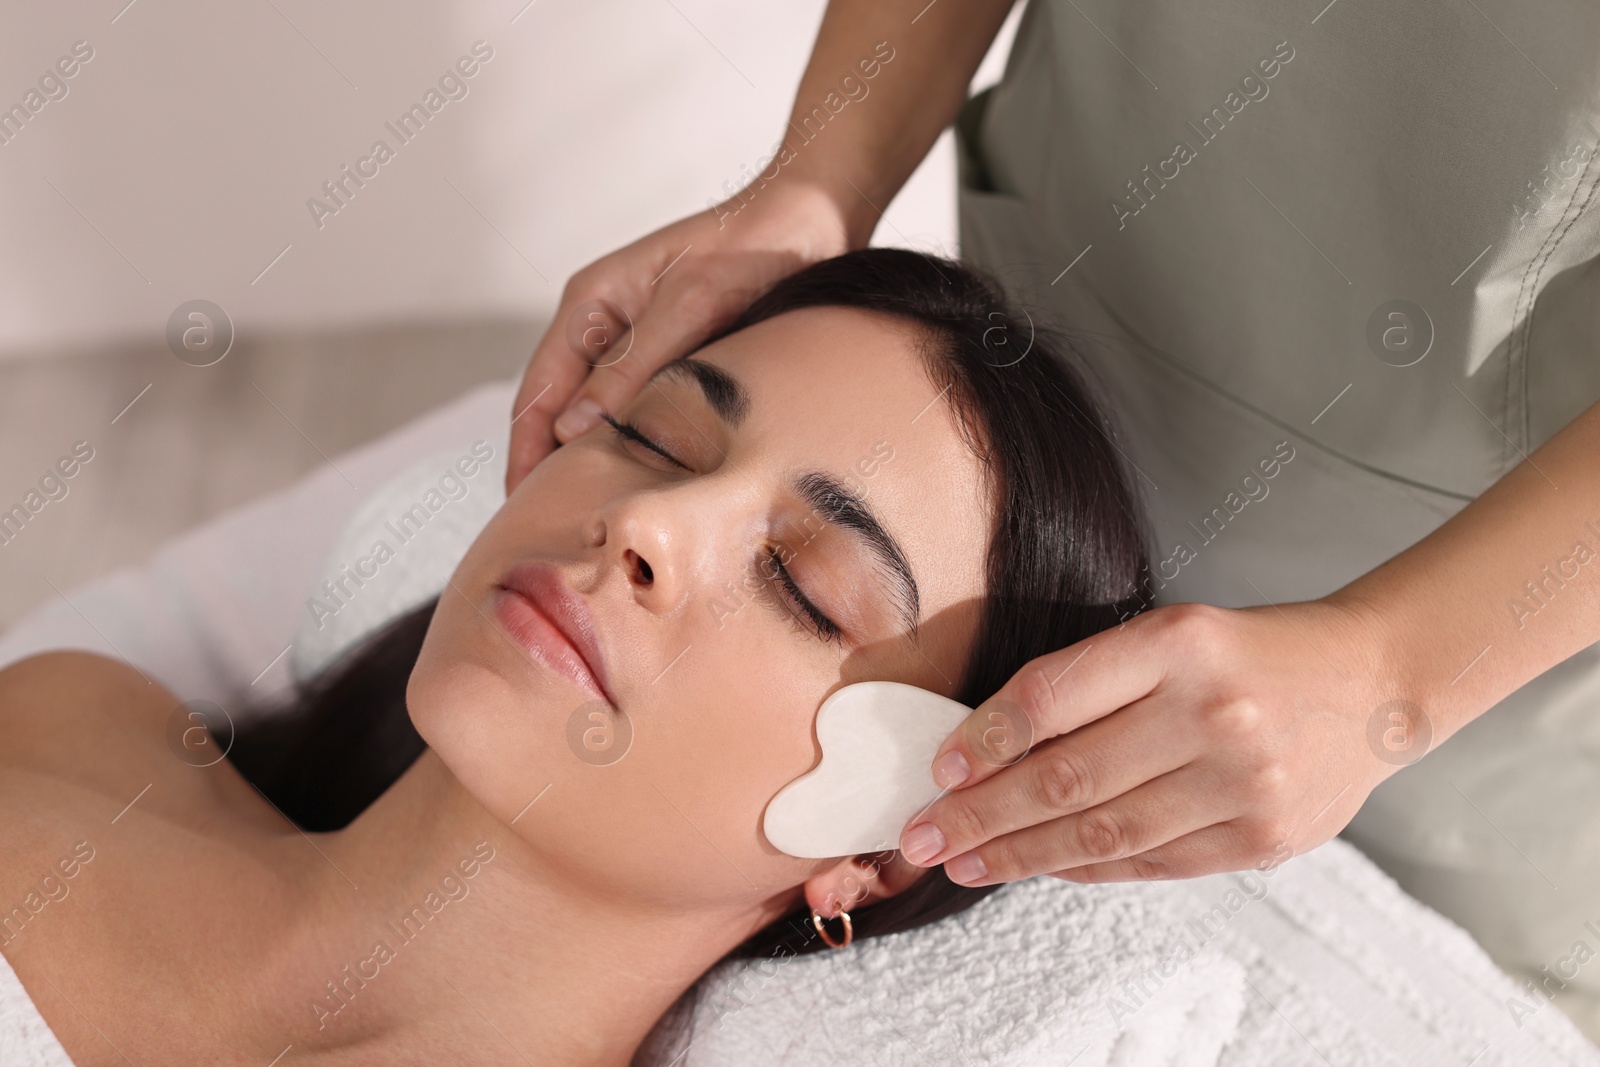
[0,0,1021,630]
[0,0,1019,359]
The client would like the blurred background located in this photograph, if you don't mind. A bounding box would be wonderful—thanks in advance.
[0,0,1023,630]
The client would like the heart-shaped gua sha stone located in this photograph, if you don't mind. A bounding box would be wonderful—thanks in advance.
[763,681,972,859]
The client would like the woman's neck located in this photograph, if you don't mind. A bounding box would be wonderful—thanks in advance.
[262,748,787,1065]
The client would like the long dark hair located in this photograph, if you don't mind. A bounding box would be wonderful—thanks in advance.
[228,247,1153,1062]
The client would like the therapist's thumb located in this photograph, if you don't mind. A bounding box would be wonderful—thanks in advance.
[552,271,757,443]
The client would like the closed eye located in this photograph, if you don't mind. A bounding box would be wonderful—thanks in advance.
[601,413,690,470]
[603,412,843,646]
[763,546,844,645]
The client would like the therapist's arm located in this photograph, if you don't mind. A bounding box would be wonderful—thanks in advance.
[505,0,1018,490]
[900,398,1600,884]
[774,0,1018,248]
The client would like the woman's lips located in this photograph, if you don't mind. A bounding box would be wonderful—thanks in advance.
[492,563,616,707]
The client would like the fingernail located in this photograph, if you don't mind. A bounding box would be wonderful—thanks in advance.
[900,822,946,866]
[932,750,971,789]
[554,397,603,440]
[946,852,988,884]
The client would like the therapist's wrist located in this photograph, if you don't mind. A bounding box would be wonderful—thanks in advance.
[765,155,884,251]
[1320,583,1473,756]
[716,169,878,255]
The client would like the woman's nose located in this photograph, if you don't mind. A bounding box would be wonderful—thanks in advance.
[596,471,755,615]
[598,493,702,616]
[622,548,654,589]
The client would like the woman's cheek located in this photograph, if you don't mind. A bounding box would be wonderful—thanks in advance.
[709,684,825,816]
[684,624,817,732]
[531,439,626,498]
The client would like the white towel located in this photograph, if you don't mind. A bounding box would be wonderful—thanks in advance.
[670,842,1600,1067]
[0,951,74,1067]
[677,876,1245,1067]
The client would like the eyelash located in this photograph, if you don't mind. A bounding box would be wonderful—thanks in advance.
[763,547,844,646]
[603,413,843,646]
[601,413,689,470]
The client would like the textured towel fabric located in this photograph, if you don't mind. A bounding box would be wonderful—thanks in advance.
[0,952,73,1067]
[3,379,1599,1064]
[675,844,1600,1067]
[678,874,1248,1067]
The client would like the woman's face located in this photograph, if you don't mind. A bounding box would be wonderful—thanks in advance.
[409,305,994,923]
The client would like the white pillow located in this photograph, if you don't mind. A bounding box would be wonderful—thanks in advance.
[290,442,505,683]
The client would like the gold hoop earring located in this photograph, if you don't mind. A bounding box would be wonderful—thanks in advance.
[811,906,853,949]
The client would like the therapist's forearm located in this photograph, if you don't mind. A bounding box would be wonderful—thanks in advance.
[1330,398,1600,743]
[777,0,1017,248]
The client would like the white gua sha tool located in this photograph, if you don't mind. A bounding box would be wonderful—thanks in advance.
[763,681,972,859]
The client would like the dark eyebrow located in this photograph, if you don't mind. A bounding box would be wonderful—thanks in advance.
[650,358,750,428]
[794,471,921,639]
[652,356,920,637]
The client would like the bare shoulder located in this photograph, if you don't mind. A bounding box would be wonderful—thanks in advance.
[0,649,178,738]
[0,648,171,702]
[0,650,187,793]
[0,651,285,837]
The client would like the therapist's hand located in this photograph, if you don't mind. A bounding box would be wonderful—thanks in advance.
[505,179,859,494]
[898,594,1419,884]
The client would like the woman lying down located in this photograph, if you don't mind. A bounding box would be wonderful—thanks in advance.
[0,249,1151,1066]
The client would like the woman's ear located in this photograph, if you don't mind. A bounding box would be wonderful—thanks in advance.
[802,848,928,917]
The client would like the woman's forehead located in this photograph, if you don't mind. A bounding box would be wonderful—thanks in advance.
[700,306,940,432]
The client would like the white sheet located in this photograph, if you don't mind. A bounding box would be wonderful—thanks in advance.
[0,950,73,1067]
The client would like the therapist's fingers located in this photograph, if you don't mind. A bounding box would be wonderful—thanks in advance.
[553,260,766,441]
[903,596,1395,886]
[506,182,856,494]
[900,692,1201,869]
[1051,823,1297,884]
[504,209,717,493]
[934,763,1238,886]
[505,274,619,491]
[919,603,1188,795]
